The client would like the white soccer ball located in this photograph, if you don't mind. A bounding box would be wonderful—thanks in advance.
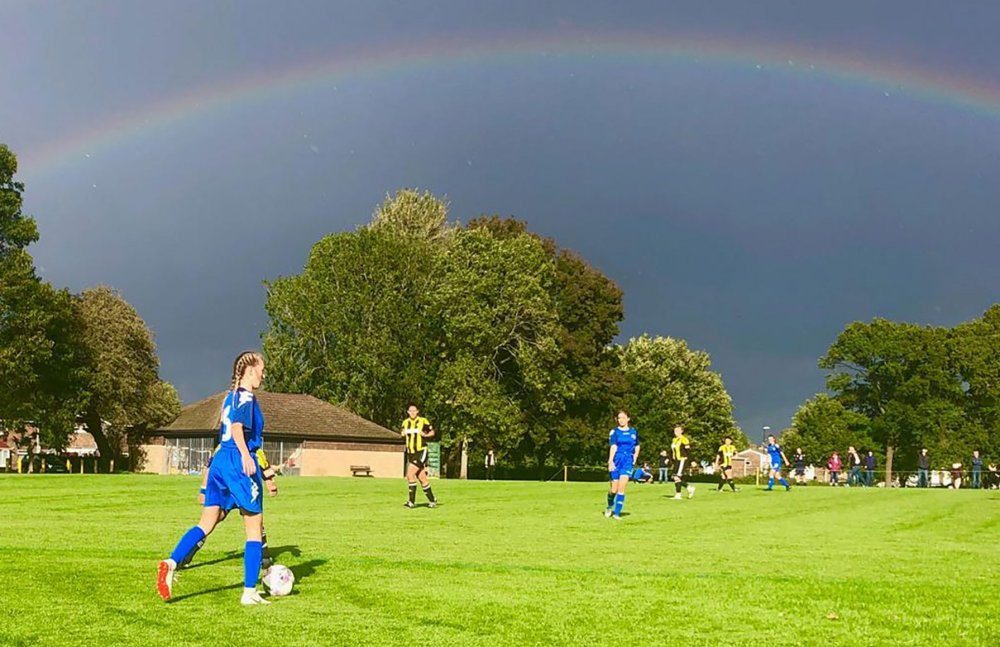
[262,564,295,597]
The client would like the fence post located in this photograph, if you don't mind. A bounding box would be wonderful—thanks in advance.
[564,465,568,483]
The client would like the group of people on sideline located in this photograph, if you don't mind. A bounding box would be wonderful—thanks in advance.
[792,446,997,489]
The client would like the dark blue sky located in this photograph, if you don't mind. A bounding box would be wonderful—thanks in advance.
[3,1,999,438]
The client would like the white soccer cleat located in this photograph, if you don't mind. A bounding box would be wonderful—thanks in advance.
[687,485,695,499]
[604,508,613,518]
[611,515,621,521]
[241,589,271,605]
[673,493,682,500]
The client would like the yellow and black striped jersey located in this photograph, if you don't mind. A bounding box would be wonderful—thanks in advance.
[402,416,431,454]
[671,434,691,460]
[717,444,738,467]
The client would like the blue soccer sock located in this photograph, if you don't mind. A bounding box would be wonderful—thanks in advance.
[607,492,615,508]
[244,541,263,588]
[767,477,775,489]
[169,526,206,564]
[613,493,625,516]
[779,478,790,488]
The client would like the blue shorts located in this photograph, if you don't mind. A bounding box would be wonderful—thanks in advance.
[770,463,783,472]
[204,448,263,515]
[610,461,635,481]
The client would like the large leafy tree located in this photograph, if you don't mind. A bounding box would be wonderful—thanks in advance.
[819,319,968,481]
[74,286,181,470]
[617,334,742,464]
[264,193,445,425]
[782,394,875,467]
[0,144,83,448]
[466,216,626,471]
[265,192,631,475]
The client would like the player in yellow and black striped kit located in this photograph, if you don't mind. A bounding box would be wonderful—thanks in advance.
[402,403,438,508]
[714,436,739,492]
[671,425,696,500]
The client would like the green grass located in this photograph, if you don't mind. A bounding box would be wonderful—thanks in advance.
[1,475,998,646]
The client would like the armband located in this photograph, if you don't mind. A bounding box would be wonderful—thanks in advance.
[199,487,207,494]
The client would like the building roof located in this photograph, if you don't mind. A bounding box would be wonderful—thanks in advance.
[160,391,401,444]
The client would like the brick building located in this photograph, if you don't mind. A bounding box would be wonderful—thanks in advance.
[143,391,404,478]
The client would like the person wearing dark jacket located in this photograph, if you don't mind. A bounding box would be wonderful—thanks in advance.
[971,451,983,489]
[865,452,876,487]
[658,450,670,484]
[793,449,807,485]
[917,449,930,488]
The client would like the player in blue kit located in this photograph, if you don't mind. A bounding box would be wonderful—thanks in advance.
[157,351,272,605]
[765,434,792,491]
[605,410,640,520]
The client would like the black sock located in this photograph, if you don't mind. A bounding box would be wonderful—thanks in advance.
[179,537,205,568]
[423,484,436,503]
[675,481,682,494]
[717,480,724,491]
[408,483,417,504]
[260,529,272,570]
[729,479,737,491]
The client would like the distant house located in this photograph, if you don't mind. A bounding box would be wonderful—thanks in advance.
[732,449,767,478]
[143,391,403,478]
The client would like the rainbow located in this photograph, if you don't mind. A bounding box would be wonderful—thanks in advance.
[18,29,1000,177]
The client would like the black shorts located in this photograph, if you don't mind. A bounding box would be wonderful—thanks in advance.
[720,464,733,473]
[406,449,428,469]
[794,467,805,475]
[672,458,688,479]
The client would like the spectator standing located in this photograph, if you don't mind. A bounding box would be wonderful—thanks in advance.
[658,450,669,484]
[917,449,930,488]
[865,451,876,487]
[485,450,497,481]
[828,452,842,486]
[793,449,806,485]
[971,451,982,489]
[846,447,863,487]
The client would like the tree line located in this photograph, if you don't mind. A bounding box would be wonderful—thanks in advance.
[0,145,180,470]
[785,312,1000,483]
[263,190,743,474]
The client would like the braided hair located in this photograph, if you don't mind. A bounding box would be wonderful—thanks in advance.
[219,351,263,426]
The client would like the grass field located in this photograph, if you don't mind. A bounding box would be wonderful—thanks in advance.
[1,475,998,646]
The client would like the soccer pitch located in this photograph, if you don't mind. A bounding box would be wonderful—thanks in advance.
[2,476,997,646]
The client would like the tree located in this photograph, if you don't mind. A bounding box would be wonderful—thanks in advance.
[949,305,1000,458]
[0,144,39,258]
[0,145,83,448]
[782,394,875,467]
[74,286,180,471]
[819,319,967,482]
[264,225,443,425]
[265,193,630,477]
[617,335,742,464]
[466,216,626,472]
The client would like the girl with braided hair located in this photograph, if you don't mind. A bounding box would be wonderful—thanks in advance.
[157,351,272,605]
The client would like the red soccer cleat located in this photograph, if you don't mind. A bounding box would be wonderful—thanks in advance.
[156,560,175,601]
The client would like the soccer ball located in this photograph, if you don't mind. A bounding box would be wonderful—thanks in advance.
[262,564,295,597]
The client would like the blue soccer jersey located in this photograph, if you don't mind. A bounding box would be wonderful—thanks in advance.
[218,388,264,452]
[767,442,784,468]
[204,388,266,514]
[609,427,640,479]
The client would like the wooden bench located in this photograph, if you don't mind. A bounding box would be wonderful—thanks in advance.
[350,465,373,477]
